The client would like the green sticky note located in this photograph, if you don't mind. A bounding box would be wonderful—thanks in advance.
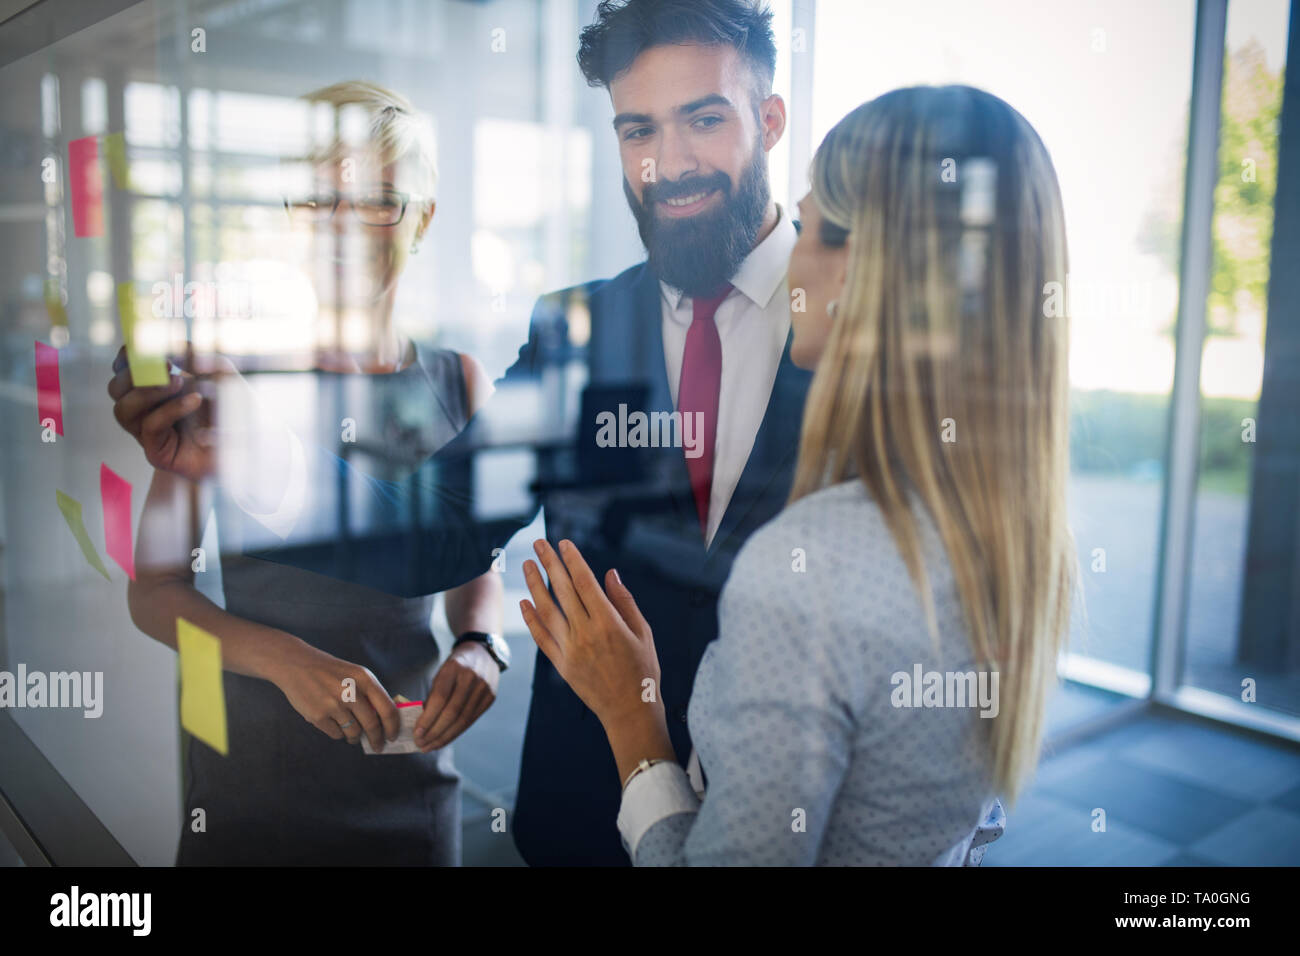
[102,131,129,190]
[177,617,229,756]
[55,490,111,581]
[117,283,169,386]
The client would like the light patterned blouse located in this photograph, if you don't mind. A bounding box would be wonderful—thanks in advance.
[617,480,1007,865]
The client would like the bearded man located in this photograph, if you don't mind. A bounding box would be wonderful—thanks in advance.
[510,0,813,866]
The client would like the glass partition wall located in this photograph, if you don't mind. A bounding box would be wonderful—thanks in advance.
[811,0,1299,743]
[0,0,1296,865]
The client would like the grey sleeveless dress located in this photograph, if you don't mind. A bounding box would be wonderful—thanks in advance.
[177,345,470,866]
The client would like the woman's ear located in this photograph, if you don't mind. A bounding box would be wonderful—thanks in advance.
[834,236,851,297]
[416,199,436,242]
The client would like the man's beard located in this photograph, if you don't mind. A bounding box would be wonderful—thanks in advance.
[623,138,769,297]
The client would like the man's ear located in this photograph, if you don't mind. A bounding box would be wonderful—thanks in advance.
[759,93,786,151]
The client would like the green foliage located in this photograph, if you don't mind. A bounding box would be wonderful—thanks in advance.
[1071,389,1255,495]
[1210,40,1283,333]
[1136,40,1284,338]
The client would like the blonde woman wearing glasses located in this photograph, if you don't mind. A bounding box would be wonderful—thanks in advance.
[520,85,1075,865]
[111,81,503,865]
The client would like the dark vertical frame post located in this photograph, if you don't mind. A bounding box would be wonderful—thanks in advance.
[1238,2,1300,671]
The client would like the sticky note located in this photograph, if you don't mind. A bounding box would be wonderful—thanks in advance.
[177,618,229,756]
[55,490,111,581]
[100,463,135,581]
[102,131,129,190]
[43,279,68,327]
[362,701,423,755]
[34,341,64,436]
[116,283,169,387]
[67,135,103,238]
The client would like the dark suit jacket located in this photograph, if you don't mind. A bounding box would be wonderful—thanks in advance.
[242,252,811,866]
[509,260,812,865]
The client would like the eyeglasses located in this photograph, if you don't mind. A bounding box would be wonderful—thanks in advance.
[283,190,420,226]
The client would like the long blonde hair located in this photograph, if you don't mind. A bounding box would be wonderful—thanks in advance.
[791,86,1075,803]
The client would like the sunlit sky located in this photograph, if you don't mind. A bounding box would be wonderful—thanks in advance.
[78,0,1290,399]
[809,0,1290,399]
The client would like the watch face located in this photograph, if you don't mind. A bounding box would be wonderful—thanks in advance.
[486,633,511,668]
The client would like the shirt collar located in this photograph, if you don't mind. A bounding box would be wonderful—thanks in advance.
[659,203,798,315]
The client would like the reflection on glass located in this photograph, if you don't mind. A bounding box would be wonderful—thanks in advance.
[1184,0,1294,716]
[813,0,1196,683]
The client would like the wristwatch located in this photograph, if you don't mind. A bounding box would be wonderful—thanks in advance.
[454,631,511,672]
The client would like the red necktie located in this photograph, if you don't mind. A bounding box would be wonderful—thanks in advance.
[677,284,730,536]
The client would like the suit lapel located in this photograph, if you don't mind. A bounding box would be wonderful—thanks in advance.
[709,327,811,557]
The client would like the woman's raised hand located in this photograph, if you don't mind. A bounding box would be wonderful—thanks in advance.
[107,345,222,482]
[520,539,661,728]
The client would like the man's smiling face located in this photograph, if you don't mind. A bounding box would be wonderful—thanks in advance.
[610,43,783,294]
[612,43,760,214]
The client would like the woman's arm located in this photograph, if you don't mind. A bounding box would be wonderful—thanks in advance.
[130,468,282,678]
[413,570,504,751]
[128,468,401,751]
[519,536,855,866]
[413,351,507,751]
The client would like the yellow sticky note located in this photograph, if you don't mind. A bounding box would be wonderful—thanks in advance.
[177,618,229,756]
[102,132,129,190]
[43,278,68,327]
[55,490,111,581]
[117,283,169,386]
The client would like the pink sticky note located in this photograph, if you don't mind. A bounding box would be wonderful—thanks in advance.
[100,463,135,581]
[34,341,64,436]
[68,136,104,238]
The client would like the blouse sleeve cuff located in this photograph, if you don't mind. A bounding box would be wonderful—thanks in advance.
[616,760,701,860]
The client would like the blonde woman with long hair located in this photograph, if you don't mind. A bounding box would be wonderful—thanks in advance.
[519,85,1075,864]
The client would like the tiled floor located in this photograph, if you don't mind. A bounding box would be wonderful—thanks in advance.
[985,709,1300,866]
[454,658,1300,866]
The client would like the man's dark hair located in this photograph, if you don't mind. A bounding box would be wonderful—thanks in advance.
[578,0,777,102]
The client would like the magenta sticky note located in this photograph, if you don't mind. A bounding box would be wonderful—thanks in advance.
[100,463,135,581]
[68,136,104,238]
[34,341,64,436]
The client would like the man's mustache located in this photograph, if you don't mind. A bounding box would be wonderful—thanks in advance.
[642,172,731,206]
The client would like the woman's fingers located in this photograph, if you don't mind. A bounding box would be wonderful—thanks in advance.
[140,392,202,448]
[533,539,588,621]
[605,567,653,642]
[557,539,611,620]
[421,669,474,750]
[522,558,568,640]
[520,598,563,666]
[110,376,184,431]
[414,664,457,741]
[362,679,401,744]
[331,704,364,744]
[428,681,491,750]
[342,694,386,751]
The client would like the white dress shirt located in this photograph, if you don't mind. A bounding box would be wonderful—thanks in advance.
[659,204,797,547]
